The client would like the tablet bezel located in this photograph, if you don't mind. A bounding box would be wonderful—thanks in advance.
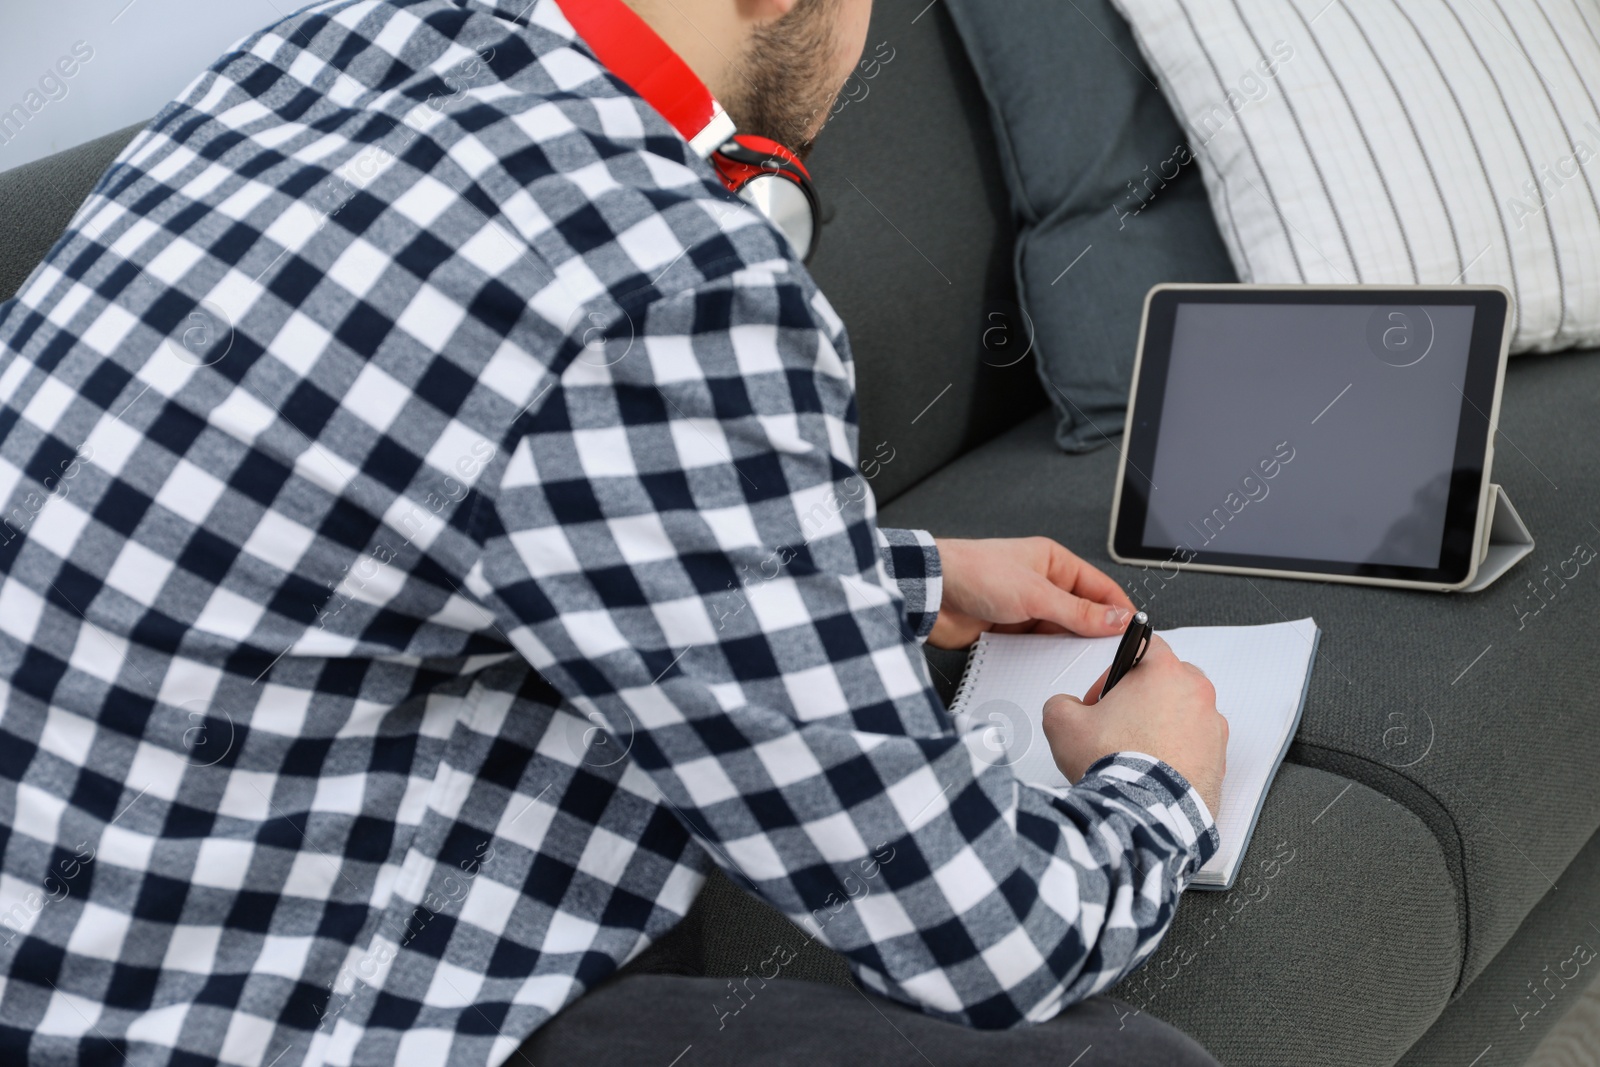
[1108,284,1512,593]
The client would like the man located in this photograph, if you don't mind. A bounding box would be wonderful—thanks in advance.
[0,0,1228,1062]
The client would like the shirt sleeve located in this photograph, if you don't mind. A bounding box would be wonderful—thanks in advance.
[875,527,941,643]
[466,259,1220,1028]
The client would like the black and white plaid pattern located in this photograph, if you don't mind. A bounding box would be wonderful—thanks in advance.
[0,0,1219,1063]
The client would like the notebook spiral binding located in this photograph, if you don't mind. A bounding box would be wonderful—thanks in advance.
[947,635,991,718]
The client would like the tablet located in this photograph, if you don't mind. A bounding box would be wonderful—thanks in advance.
[1108,285,1513,592]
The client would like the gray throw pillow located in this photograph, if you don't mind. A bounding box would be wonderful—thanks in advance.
[944,0,1237,451]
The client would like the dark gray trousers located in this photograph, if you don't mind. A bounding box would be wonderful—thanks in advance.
[514,973,1221,1066]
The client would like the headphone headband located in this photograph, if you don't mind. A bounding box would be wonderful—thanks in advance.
[553,0,733,154]
[554,0,821,260]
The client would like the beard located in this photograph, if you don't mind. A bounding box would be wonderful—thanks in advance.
[721,0,843,160]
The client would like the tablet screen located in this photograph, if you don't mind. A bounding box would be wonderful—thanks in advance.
[1141,303,1473,568]
[1114,287,1508,587]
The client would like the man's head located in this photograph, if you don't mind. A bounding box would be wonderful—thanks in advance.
[627,0,872,157]
[722,0,869,157]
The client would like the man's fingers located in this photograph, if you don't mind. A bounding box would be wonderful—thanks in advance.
[1080,663,1113,706]
[1082,634,1172,705]
[1043,541,1135,614]
[1075,563,1136,615]
[1027,575,1130,637]
[1141,633,1176,663]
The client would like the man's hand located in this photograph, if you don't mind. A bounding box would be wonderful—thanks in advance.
[1041,635,1228,818]
[928,537,1137,650]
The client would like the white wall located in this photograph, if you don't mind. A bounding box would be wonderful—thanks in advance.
[0,0,284,172]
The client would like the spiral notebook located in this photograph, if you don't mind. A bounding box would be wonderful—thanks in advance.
[949,618,1320,890]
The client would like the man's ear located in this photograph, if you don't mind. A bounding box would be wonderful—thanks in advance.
[736,0,799,23]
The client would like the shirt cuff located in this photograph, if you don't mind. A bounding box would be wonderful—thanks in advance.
[875,527,942,643]
[1079,751,1221,877]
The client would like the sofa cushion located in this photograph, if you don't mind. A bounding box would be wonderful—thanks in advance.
[1397,825,1600,1067]
[1108,764,1458,1066]
[0,122,146,304]
[878,351,1600,990]
[682,763,1460,1067]
[941,0,1237,452]
[798,0,1047,504]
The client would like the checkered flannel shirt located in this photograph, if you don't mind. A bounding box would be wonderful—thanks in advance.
[0,0,1219,1063]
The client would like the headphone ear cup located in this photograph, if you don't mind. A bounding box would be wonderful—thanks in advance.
[735,173,817,262]
[713,139,821,262]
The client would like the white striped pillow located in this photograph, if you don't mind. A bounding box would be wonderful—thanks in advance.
[1109,0,1600,353]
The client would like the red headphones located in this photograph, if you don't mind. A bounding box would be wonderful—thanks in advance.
[555,0,822,261]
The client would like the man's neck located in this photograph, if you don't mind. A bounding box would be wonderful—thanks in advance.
[619,0,742,107]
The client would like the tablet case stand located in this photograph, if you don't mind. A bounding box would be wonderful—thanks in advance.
[1459,484,1535,593]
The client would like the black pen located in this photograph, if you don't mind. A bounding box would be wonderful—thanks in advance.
[1098,611,1153,700]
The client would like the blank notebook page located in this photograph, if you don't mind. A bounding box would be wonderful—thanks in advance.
[949,618,1319,888]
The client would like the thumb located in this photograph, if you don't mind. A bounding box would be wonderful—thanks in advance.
[1081,663,1114,706]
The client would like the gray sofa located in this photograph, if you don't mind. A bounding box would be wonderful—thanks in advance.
[2,2,1598,1064]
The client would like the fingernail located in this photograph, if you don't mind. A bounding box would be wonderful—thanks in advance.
[1106,607,1130,627]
